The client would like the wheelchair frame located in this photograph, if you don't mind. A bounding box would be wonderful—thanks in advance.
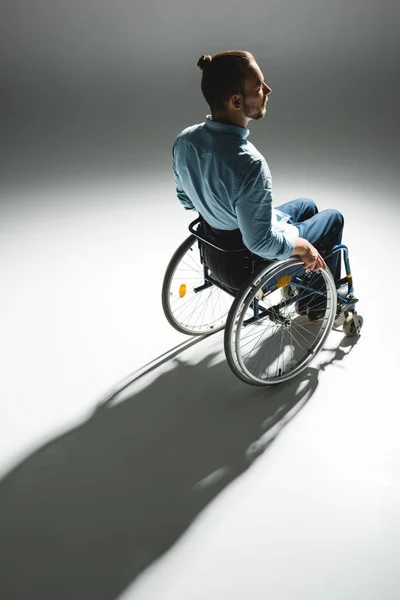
[162,216,363,385]
[188,217,360,327]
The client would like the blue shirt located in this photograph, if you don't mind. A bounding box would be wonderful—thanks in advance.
[172,115,298,261]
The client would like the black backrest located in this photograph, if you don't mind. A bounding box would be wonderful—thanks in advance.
[191,217,254,290]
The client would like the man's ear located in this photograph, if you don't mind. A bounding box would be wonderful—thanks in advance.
[231,95,241,109]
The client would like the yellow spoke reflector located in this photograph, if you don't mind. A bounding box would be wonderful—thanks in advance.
[277,275,291,288]
[179,283,187,298]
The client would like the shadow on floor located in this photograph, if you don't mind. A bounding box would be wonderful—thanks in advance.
[0,333,358,599]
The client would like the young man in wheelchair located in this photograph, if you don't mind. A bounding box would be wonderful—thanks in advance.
[172,50,344,321]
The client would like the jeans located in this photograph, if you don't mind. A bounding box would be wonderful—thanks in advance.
[275,198,344,284]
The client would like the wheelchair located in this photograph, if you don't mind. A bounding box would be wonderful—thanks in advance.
[162,216,363,386]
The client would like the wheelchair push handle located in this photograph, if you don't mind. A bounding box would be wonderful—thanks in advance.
[188,217,248,254]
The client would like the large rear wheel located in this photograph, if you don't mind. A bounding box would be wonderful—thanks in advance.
[224,259,337,385]
[162,235,235,335]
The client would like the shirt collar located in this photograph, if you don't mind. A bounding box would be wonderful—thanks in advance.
[204,115,250,139]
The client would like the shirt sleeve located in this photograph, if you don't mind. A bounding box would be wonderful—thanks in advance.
[234,159,296,260]
[172,141,195,211]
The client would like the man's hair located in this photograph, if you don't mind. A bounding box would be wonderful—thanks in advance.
[197,50,255,111]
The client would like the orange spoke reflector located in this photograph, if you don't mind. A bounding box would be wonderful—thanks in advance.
[277,275,291,288]
[179,283,187,298]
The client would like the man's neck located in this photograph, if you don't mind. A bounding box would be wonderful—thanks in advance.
[211,112,249,129]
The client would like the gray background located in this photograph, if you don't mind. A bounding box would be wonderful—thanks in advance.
[1,0,399,194]
[0,3,399,599]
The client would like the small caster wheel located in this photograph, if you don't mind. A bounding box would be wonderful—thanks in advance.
[343,314,363,337]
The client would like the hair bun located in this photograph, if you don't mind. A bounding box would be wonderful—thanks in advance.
[197,54,212,71]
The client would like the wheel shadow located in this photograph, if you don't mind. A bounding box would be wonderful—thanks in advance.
[0,333,359,600]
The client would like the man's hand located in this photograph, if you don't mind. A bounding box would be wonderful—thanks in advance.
[291,237,327,272]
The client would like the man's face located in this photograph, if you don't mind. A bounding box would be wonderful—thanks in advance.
[242,61,272,120]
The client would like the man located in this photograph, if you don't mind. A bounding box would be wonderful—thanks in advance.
[172,50,344,319]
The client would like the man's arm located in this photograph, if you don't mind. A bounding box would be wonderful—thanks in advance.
[234,159,295,260]
[235,159,327,270]
[172,143,195,211]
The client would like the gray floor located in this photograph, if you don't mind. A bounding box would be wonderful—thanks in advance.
[0,172,399,599]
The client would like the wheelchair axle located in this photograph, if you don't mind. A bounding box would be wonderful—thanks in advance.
[269,308,292,328]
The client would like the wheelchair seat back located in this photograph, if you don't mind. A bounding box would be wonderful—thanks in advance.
[189,216,263,291]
